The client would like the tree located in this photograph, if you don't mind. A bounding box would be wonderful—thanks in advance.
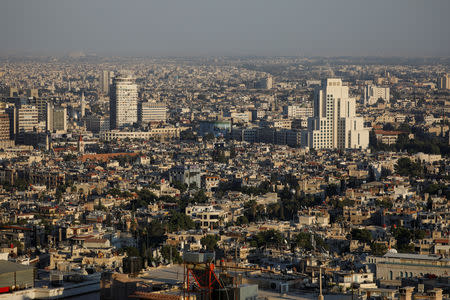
[236,215,249,226]
[392,227,415,253]
[383,123,395,131]
[161,245,182,264]
[168,211,195,232]
[146,220,167,247]
[380,167,392,179]
[123,246,140,257]
[191,190,208,203]
[351,229,372,244]
[370,243,388,256]
[395,157,423,177]
[200,235,220,251]
[252,230,284,249]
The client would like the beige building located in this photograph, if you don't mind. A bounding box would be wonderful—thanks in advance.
[367,253,450,281]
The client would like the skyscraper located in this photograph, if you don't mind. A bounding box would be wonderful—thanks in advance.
[437,74,450,90]
[46,103,67,133]
[109,71,138,129]
[304,78,369,149]
[80,91,86,118]
[101,70,114,95]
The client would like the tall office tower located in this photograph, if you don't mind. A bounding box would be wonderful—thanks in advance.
[138,101,167,123]
[305,78,369,150]
[80,91,86,118]
[30,98,49,122]
[11,105,39,143]
[0,103,10,142]
[101,70,113,95]
[46,103,67,133]
[363,85,390,105]
[109,71,138,129]
[437,74,450,90]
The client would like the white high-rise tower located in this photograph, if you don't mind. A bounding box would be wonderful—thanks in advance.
[304,78,369,149]
[80,91,86,118]
[101,70,112,95]
[109,71,138,129]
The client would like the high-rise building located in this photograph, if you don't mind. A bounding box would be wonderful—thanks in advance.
[109,71,138,129]
[46,103,67,133]
[101,70,114,95]
[363,85,390,105]
[80,92,86,118]
[304,78,369,150]
[29,98,49,122]
[0,103,11,144]
[437,74,450,90]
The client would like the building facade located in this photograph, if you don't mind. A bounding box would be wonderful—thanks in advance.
[109,71,138,129]
[437,74,450,90]
[137,101,167,123]
[364,85,390,105]
[304,78,369,150]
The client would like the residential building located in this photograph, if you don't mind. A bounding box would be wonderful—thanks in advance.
[364,85,390,105]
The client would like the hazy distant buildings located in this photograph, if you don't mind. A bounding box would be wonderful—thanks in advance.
[304,78,369,149]
[437,74,450,90]
[255,75,273,89]
[363,85,390,105]
[137,101,167,123]
[109,71,138,130]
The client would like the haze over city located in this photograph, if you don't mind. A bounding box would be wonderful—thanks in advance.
[1,0,450,57]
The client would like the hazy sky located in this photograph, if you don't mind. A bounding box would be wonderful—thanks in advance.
[1,0,450,57]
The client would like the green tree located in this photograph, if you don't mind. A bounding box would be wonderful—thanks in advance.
[168,211,195,232]
[236,215,249,226]
[252,230,284,248]
[161,245,182,264]
[370,243,388,256]
[351,228,372,244]
[200,235,220,251]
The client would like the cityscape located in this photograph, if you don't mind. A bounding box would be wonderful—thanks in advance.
[0,1,449,300]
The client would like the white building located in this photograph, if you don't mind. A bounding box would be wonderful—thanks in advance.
[101,70,114,95]
[46,104,67,133]
[437,74,450,90]
[137,101,167,123]
[109,71,138,129]
[363,85,390,105]
[283,105,314,119]
[304,78,369,150]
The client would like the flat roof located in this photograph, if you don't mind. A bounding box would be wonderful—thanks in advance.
[384,253,450,262]
[0,260,34,274]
